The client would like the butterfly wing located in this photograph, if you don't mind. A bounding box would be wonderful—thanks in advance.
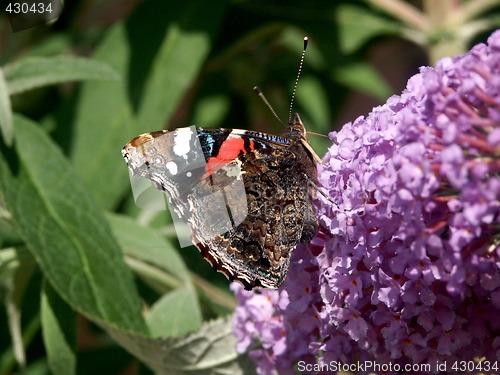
[191,143,318,289]
[122,127,318,289]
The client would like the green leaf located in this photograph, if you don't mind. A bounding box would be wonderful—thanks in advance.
[0,313,42,375]
[333,61,392,101]
[295,75,331,132]
[105,316,255,375]
[0,68,13,145]
[69,0,228,209]
[3,248,36,372]
[22,34,72,58]
[0,152,17,247]
[41,281,76,375]
[3,56,119,96]
[107,213,190,289]
[0,218,20,249]
[336,4,403,54]
[191,95,230,126]
[133,1,227,128]
[147,288,202,338]
[5,115,147,334]
[20,360,50,375]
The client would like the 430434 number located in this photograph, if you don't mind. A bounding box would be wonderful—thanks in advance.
[5,2,53,14]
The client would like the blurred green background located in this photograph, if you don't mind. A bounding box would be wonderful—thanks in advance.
[0,0,499,374]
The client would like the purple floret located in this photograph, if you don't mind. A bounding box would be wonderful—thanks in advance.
[233,30,500,375]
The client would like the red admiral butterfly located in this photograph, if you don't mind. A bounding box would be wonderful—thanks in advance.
[122,38,322,290]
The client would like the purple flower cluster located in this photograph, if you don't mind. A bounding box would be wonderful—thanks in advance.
[233,30,500,374]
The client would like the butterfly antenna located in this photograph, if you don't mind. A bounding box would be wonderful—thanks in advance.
[253,86,283,124]
[288,36,308,124]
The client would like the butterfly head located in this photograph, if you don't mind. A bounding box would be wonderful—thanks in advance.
[284,112,324,166]
[284,112,307,141]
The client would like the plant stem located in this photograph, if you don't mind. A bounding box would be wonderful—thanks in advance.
[459,0,500,23]
[423,0,466,63]
[366,0,430,31]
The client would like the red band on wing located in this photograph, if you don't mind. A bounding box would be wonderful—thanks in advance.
[205,136,255,177]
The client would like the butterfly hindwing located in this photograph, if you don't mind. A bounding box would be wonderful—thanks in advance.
[191,143,317,289]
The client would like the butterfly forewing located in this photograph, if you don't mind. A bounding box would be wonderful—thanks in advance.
[122,120,318,289]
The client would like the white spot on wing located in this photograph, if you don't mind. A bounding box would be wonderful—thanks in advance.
[166,161,178,175]
[173,129,193,159]
[224,160,243,179]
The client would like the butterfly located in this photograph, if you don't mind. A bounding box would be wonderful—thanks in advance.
[122,37,324,290]
[122,111,322,290]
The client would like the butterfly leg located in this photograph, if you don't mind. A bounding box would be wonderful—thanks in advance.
[306,177,338,207]
[300,197,317,244]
